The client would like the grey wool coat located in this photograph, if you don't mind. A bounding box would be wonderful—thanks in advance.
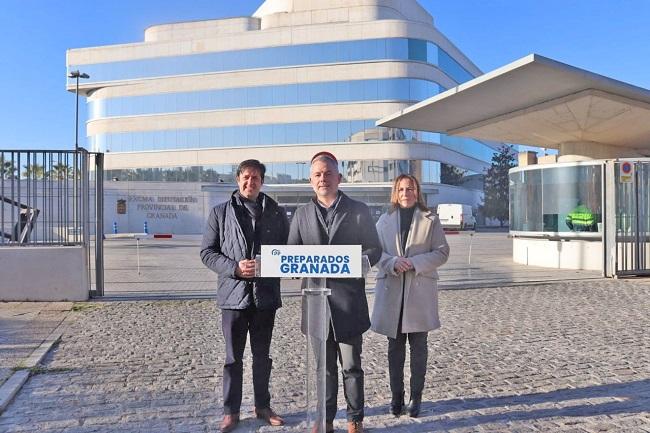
[371,207,450,339]
[288,192,382,341]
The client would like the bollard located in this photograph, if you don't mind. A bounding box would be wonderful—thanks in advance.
[112,221,118,234]
[143,221,148,234]
[468,232,474,265]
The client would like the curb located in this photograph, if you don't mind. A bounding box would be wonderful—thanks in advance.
[22,331,63,369]
[0,371,29,413]
[0,324,65,414]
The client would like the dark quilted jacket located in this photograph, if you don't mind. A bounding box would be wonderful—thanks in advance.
[200,191,289,310]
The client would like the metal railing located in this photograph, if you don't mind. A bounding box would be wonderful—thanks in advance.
[0,149,104,294]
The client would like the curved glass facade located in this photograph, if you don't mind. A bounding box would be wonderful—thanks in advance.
[62,4,508,240]
[509,164,603,233]
[93,119,378,152]
[91,120,497,164]
[70,38,474,85]
[88,78,441,119]
[71,11,496,199]
[104,159,442,184]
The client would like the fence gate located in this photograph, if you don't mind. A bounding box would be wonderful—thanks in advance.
[605,160,650,276]
[0,149,104,296]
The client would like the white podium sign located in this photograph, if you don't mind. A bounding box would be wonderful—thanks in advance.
[260,245,362,278]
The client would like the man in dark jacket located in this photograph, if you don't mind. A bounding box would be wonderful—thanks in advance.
[200,159,289,433]
[288,152,381,433]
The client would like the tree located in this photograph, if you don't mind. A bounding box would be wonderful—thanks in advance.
[440,163,466,186]
[0,156,17,179]
[482,145,516,226]
[22,164,45,179]
[49,163,74,180]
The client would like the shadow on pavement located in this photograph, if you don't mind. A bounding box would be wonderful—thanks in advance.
[368,379,650,432]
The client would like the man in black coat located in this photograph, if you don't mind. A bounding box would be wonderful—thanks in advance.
[288,152,381,433]
[201,159,289,433]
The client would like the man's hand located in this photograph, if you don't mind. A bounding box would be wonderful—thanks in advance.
[235,259,256,278]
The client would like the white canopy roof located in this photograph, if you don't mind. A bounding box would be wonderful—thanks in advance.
[378,54,650,152]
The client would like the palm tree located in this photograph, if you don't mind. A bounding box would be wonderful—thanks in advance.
[49,163,72,180]
[22,163,45,179]
[0,156,17,179]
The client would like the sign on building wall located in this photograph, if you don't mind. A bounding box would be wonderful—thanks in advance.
[116,199,127,214]
[127,194,199,220]
[104,182,209,234]
[260,245,362,278]
[620,161,634,184]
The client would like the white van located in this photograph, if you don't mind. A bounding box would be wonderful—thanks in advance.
[437,204,475,230]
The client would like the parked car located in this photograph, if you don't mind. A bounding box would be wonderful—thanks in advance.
[437,203,475,230]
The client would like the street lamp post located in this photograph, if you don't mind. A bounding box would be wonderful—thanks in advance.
[68,70,90,151]
[68,70,89,243]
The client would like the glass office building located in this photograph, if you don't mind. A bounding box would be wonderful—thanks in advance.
[67,0,498,219]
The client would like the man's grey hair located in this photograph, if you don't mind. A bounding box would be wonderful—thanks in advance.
[311,154,339,172]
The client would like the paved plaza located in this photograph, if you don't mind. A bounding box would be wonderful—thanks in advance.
[98,233,601,298]
[1,279,649,432]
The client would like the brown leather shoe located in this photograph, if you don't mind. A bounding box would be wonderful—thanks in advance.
[220,414,240,433]
[311,421,334,433]
[254,407,284,426]
[347,420,364,433]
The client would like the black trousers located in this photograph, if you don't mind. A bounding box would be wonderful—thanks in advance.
[323,329,364,422]
[221,305,276,415]
[387,332,428,399]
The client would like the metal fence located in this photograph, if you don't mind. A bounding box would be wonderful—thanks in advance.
[604,159,650,277]
[0,149,104,294]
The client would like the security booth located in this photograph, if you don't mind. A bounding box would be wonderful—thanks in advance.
[377,54,650,276]
[509,160,604,271]
[510,158,650,276]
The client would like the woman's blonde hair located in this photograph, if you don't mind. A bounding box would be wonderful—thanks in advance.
[389,174,428,212]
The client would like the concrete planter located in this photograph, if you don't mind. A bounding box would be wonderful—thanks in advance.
[0,246,89,301]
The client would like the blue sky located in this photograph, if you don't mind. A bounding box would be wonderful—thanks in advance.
[1,0,649,151]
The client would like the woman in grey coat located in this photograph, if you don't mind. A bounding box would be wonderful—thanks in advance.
[371,174,450,418]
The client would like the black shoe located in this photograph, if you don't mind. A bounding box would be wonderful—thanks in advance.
[408,396,421,418]
[390,392,405,416]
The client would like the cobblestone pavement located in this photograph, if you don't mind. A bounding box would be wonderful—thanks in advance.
[1,279,649,432]
[0,302,72,387]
